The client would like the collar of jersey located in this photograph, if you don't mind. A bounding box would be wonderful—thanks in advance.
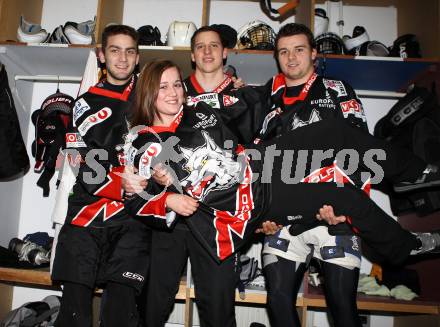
[138,106,183,134]
[190,73,232,94]
[88,75,135,101]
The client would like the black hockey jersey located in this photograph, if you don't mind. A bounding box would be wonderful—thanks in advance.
[184,74,264,144]
[64,76,167,229]
[257,73,368,142]
[125,100,270,261]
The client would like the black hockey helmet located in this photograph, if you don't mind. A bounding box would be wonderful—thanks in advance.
[137,25,164,46]
[389,34,421,58]
[315,32,344,55]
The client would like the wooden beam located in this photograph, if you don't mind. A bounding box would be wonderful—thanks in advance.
[202,0,211,26]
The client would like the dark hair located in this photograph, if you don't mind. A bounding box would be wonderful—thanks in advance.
[101,24,139,52]
[274,23,316,58]
[190,26,226,51]
[130,60,183,127]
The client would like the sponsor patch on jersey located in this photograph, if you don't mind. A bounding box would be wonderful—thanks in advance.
[65,132,86,148]
[139,143,162,178]
[310,97,335,108]
[187,93,220,108]
[340,99,366,122]
[193,113,218,129]
[73,98,91,126]
[77,107,112,136]
[222,94,239,107]
[323,79,347,97]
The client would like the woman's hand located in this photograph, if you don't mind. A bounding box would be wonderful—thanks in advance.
[255,220,283,235]
[316,205,347,225]
[232,76,245,89]
[152,163,174,187]
[121,166,148,195]
[166,194,199,216]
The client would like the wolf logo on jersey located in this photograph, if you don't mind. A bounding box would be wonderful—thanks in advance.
[180,131,241,200]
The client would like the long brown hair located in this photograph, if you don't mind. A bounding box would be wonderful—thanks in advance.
[131,60,183,127]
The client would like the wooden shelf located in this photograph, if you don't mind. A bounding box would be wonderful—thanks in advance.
[305,284,440,315]
[0,267,186,300]
[1,266,439,327]
[0,267,53,287]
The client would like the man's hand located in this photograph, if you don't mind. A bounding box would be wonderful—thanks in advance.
[121,166,147,195]
[166,194,199,216]
[232,76,245,89]
[255,220,283,235]
[152,163,174,187]
[316,205,347,225]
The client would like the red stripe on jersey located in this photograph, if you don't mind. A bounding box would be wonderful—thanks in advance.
[71,198,124,226]
[214,162,254,260]
[136,192,169,219]
[93,166,124,200]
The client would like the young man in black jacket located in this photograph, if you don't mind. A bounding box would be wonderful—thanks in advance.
[52,25,153,327]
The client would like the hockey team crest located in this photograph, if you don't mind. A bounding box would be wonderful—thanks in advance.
[180,131,241,200]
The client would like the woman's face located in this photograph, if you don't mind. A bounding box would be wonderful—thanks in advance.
[154,66,184,125]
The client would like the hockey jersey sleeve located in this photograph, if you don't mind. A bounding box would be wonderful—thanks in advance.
[214,86,268,145]
[65,97,125,202]
[124,183,178,229]
[333,81,369,132]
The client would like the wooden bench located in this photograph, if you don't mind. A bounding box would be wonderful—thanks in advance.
[1,267,439,327]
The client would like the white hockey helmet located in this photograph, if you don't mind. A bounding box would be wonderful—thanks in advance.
[17,15,49,43]
[166,21,197,47]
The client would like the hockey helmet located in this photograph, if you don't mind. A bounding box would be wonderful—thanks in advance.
[343,25,370,53]
[17,16,49,43]
[315,32,344,55]
[355,40,389,57]
[210,24,238,49]
[138,25,164,46]
[389,34,421,58]
[236,20,276,50]
[166,21,197,47]
[314,8,329,37]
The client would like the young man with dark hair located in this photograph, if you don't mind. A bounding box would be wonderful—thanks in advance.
[259,23,373,327]
[52,24,150,327]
